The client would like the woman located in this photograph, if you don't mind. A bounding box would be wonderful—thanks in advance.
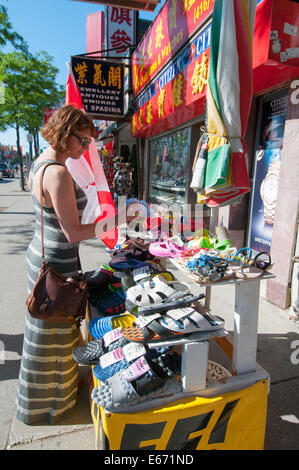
[15,105,129,425]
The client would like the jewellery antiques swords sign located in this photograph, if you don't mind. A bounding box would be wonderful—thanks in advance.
[71,56,124,119]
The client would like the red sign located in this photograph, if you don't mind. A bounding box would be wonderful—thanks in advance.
[253,0,299,94]
[268,0,299,66]
[43,108,56,124]
[131,23,211,138]
[132,0,214,96]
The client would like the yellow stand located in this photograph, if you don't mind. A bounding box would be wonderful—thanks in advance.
[90,368,268,450]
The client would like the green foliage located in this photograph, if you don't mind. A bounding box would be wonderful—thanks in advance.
[0,4,29,53]
[0,50,64,135]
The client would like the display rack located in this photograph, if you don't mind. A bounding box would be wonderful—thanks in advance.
[87,257,273,450]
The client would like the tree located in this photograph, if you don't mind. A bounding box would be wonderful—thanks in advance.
[21,51,65,159]
[0,51,64,189]
[0,3,29,53]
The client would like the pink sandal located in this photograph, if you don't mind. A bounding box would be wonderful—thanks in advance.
[149,238,187,258]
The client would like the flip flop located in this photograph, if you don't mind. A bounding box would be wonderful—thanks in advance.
[91,359,180,410]
[137,292,205,315]
[72,329,128,365]
[88,317,114,338]
[88,313,136,340]
[122,308,224,344]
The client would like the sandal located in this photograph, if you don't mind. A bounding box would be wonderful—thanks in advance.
[92,350,181,383]
[121,238,151,252]
[121,263,174,291]
[235,266,265,279]
[122,308,224,344]
[84,265,121,288]
[253,251,272,270]
[96,289,126,315]
[148,239,187,258]
[125,275,191,313]
[111,247,154,263]
[91,359,180,410]
[187,229,216,249]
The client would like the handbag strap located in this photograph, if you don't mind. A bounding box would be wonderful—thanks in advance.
[39,162,83,272]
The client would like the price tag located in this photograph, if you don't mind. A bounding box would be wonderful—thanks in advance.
[99,347,124,369]
[166,307,194,321]
[123,356,150,382]
[103,327,123,347]
[284,22,297,37]
[134,313,161,328]
[122,342,146,362]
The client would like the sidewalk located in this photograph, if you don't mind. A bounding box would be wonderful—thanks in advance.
[0,180,298,450]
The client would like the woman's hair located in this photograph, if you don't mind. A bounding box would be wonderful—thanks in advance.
[41,105,96,153]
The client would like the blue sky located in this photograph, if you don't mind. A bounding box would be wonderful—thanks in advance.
[0,0,163,151]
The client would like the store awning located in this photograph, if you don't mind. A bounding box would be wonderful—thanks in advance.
[71,0,160,12]
[97,122,117,140]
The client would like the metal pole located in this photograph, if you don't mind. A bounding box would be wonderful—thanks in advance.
[205,207,219,309]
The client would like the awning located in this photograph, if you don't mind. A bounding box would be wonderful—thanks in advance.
[71,0,160,12]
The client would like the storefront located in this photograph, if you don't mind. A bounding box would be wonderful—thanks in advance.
[131,0,299,310]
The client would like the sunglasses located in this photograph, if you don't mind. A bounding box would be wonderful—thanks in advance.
[72,133,92,146]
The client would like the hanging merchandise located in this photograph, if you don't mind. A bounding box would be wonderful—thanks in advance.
[190,0,257,208]
[101,149,115,192]
[113,160,135,200]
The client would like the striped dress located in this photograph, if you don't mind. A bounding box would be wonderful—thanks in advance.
[15,159,88,425]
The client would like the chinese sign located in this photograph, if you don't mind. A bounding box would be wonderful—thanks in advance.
[106,6,136,58]
[71,56,124,119]
[131,22,211,138]
[132,0,214,96]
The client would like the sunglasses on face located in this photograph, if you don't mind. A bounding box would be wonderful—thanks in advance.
[72,133,92,146]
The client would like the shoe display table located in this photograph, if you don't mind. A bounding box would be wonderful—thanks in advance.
[87,260,274,450]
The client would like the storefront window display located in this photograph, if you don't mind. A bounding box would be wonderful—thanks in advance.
[149,127,191,205]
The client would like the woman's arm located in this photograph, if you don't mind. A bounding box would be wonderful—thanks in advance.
[44,166,95,242]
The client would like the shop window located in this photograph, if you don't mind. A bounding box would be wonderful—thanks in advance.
[148,127,191,206]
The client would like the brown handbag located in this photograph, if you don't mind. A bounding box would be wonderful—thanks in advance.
[26,162,88,326]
